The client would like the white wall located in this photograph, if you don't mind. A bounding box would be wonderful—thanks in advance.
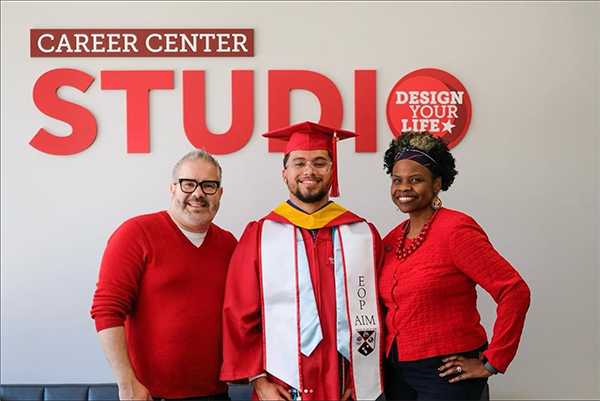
[1,2,598,399]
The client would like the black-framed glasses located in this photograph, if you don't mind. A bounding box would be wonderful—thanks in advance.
[177,179,220,195]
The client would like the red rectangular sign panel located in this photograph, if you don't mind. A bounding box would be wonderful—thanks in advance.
[30,29,254,57]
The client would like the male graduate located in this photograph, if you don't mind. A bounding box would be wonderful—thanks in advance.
[220,122,384,401]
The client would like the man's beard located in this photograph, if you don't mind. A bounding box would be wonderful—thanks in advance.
[176,196,219,224]
[292,186,328,204]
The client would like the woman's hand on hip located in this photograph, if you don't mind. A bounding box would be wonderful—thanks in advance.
[438,353,493,383]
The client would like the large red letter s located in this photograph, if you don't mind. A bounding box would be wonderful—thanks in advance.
[30,68,97,155]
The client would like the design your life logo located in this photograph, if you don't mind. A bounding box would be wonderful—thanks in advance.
[386,68,472,149]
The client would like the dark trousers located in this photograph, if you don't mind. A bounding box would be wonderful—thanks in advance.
[385,342,488,401]
[154,393,230,401]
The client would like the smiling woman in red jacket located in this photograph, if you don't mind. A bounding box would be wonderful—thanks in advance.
[379,132,531,400]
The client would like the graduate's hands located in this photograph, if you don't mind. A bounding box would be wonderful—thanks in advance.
[341,386,353,400]
[252,377,292,400]
[438,353,493,383]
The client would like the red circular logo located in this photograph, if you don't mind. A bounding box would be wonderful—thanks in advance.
[386,68,472,149]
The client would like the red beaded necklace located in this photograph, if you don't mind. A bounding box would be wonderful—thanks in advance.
[395,210,439,262]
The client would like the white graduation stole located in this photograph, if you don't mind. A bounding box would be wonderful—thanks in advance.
[260,220,383,400]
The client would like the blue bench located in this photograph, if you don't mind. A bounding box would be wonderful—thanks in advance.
[0,383,253,401]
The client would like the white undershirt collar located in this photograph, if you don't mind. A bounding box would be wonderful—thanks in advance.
[177,225,207,247]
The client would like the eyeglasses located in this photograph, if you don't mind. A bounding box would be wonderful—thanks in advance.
[177,179,220,195]
[285,159,332,174]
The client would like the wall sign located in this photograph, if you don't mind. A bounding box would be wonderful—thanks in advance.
[30,29,254,57]
[386,68,471,148]
[29,30,472,155]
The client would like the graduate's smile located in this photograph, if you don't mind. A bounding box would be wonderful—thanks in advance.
[299,177,322,189]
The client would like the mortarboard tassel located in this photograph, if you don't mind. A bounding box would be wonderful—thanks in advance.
[330,131,340,197]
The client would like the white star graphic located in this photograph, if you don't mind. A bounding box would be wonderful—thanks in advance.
[442,120,456,134]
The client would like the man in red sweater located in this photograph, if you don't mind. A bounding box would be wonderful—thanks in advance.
[91,149,237,400]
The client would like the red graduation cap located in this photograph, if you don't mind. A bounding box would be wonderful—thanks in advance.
[263,121,358,197]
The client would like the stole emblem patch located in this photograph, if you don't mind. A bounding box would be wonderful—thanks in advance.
[355,330,377,356]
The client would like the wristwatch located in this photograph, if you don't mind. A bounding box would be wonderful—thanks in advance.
[482,356,499,375]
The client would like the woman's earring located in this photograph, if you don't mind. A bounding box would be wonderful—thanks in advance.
[431,195,442,210]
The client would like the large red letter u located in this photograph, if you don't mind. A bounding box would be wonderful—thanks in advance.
[183,70,254,155]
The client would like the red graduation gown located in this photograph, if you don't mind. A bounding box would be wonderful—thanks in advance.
[220,203,382,400]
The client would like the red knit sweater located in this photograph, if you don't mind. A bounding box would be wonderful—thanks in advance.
[90,211,237,398]
[379,208,530,373]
